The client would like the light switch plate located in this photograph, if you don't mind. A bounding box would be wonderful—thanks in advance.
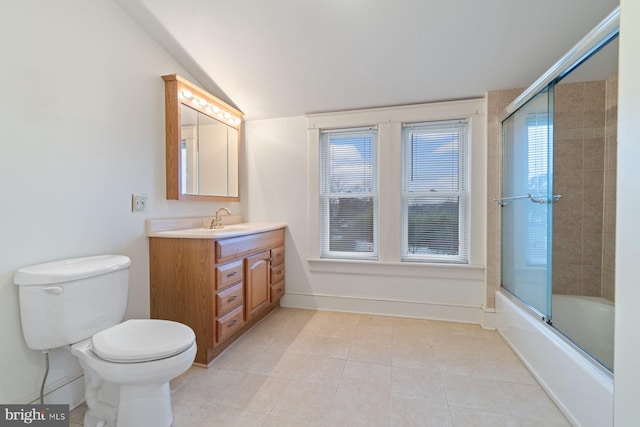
[132,194,148,212]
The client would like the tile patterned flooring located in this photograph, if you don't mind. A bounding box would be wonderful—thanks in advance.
[70,308,571,426]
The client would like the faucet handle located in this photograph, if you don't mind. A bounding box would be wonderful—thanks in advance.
[209,217,219,229]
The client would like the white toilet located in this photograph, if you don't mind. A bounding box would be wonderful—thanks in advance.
[14,255,196,427]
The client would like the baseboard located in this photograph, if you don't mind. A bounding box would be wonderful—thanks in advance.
[281,291,485,324]
[481,307,497,330]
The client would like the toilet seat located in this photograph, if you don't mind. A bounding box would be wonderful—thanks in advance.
[91,319,195,363]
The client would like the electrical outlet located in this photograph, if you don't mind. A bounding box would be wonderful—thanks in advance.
[132,194,148,212]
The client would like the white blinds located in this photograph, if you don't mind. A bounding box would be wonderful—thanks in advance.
[526,113,550,265]
[320,127,378,259]
[401,120,469,263]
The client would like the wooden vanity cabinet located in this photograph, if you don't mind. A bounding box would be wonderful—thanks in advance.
[245,251,271,321]
[270,245,285,303]
[149,228,285,365]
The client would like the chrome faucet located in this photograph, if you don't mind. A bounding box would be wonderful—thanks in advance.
[210,207,231,229]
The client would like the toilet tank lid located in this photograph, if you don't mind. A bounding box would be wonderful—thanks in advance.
[14,255,131,286]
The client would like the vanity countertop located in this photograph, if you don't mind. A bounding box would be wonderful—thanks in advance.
[147,219,286,239]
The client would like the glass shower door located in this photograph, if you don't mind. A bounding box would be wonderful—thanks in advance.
[501,89,554,318]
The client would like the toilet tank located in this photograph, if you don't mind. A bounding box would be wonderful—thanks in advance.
[14,255,131,351]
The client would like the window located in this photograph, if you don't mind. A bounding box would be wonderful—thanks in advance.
[401,120,469,263]
[527,114,550,265]
[320,127,378,259]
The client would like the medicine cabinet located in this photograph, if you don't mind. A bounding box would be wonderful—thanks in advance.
[162,74,242,201]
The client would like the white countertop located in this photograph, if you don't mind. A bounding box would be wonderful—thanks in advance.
[147,221,286,239]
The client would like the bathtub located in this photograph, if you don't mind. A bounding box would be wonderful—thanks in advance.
[551,294,615,371]
[496,290,613,427]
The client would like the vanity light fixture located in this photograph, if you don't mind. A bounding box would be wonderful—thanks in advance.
[176,81,242,126]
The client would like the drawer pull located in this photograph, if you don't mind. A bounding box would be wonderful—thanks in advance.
[228,320,238,327]
[226,295,238,303]
[226,271,238,278]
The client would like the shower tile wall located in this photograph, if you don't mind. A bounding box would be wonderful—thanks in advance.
[485,89,523,309]
[553,80,606,297]
[486,79,617,307]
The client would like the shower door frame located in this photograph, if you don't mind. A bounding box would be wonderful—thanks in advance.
[499,89,555,321]
[497,6,619,310]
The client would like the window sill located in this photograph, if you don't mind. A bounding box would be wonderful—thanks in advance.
[307,258,484,280]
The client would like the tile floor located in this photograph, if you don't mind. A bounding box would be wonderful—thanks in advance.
[70,308,571,426]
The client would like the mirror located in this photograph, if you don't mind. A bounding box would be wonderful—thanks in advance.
[162,74,242,201]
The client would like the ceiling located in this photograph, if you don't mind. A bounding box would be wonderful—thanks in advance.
[116,0,619,120]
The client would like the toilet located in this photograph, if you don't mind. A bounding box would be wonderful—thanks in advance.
[14,255,196,427]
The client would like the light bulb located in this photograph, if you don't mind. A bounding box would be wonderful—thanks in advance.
[212,106,220,113]
[224,112,231,119]
[181,90,192,99]
[234,118,241,125]
[199,98,207,107]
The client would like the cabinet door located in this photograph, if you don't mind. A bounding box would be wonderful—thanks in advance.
[245,250,270,320]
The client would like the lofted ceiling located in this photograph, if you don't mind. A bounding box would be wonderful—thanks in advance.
[116,0,619,120]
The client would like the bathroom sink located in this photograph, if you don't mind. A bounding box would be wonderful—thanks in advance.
[182,224,253,233]
[149,222,285,239]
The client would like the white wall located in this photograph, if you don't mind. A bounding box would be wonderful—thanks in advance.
[614,1,640,424]
[243,116,312,297]
[0,0,240,404]
[244,101,489,325]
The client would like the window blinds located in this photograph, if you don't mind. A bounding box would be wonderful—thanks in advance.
[320,127,378,259]
[401,120,469,263]
[526,113,550,265]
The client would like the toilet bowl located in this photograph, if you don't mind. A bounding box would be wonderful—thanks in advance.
[14,255,197,427]
[71,320,196,427]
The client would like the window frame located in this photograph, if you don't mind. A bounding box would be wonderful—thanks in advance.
[401,120,470,263]
[306,99,486,270]
[319,126,379,260]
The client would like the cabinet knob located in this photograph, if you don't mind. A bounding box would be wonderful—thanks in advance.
[227,271,237,278]
[227,295,238,303]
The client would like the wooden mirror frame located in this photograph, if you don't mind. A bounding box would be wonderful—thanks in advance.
[162,74,242,201]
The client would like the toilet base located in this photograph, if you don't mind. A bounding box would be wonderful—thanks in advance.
[70,339,196,427]
[116,383,173,427]
[82,382,173,427]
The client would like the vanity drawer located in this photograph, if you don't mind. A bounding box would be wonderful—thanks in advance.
[216,260,243,290]
[216,306,244,343]
[216,283,243,316]
[215,229,285,263]
[270,263,285,285]
[271,245,285,267]
[270,280,285,303]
